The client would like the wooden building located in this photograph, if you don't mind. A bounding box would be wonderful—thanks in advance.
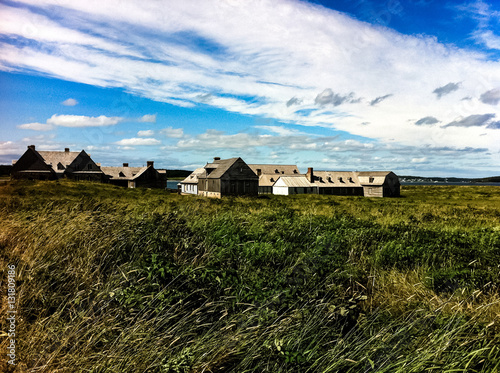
[11,145,105,181]
[305,168,364,196]
[358,171,400,197]
[248,164,300,194]
[197,157,259,198]
[179,167,205,195]
[272,175,316,195]
[101,161,166,189]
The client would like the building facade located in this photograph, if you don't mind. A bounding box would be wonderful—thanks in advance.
[11,145,105,181]
[197,157,259,198]
[101,161,166,188]
[248,164,300,194]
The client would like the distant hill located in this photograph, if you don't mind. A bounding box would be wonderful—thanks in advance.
[164,169,193,179]
[400,175,500,183]
[0,165,12,177]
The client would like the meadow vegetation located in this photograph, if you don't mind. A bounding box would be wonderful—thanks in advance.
[0,180,499,372]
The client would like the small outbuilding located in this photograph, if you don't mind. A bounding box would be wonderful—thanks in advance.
[179,167,205,195]
[272,175,316,195]
[197,157,259,198]
[358,171,400,197]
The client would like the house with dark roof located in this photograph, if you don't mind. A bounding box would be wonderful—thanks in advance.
[197,157,259,198]
[101,161,166,189]
[248,164,300,194]
[11,145,105,181]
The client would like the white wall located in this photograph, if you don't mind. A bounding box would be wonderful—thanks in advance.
[273,186,289,195]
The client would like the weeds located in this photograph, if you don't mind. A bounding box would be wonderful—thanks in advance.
[0,180,499,372]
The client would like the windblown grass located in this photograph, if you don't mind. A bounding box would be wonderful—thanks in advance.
[0,180,499,372]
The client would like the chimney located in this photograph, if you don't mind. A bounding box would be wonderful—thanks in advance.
[65,148,70,152]
[306,167,314,183]
[123,163,129,167]
[147,161,154,168]
[28,145,35,150]
[213,157,220,162]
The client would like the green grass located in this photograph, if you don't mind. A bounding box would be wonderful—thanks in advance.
[1,180,499,372]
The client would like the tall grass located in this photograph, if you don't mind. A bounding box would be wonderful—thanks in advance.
[0,180,499,372]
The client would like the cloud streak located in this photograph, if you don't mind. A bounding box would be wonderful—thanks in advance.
[1,0,500,161]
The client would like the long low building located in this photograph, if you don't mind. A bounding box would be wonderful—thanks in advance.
[271,168,400,197]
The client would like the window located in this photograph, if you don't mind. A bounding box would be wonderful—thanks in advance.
[88,164,92,170]
[369,177,374,183]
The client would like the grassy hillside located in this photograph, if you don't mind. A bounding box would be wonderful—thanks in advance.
[1,180,499,372]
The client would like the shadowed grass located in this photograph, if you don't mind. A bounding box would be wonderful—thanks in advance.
[0,180,499,372]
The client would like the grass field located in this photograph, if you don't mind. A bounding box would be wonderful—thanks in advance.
[1,180,499,372]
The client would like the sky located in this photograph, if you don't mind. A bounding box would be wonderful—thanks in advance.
[1,0,500,177]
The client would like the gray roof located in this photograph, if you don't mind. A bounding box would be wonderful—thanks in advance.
[274,175,315,188]
[200,158,240,179]
[101,165,148,180]
[38,150,81,174]
[258,174,281,187]
[311,171,362,187]
[180,167,205,184]
[248,164,299,176]
[357,171,395,186]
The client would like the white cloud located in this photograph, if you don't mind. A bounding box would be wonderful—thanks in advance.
[17,122,55,131]
[137,130,155,137]
[115,137,161,146]
[160,127,184,138]
[411,157,428,163]
[61,98,78,106]
[139,114,156,123]
[0,141,23,156]
[47,114,122,127]
[1,0,500,159]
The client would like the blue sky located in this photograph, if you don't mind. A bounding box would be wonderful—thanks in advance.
[1,0,500,177]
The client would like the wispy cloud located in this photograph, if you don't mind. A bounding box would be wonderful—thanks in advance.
[443,113,496,128]
[138,114,156,123]
[314,89,358,106]
[17,122,55,131]
[137,130,155,137]
[115,138,161,146]
[480,88,500,105]
[160,127,184,138]
[47,115,123,127]
[370,94,392,106]
[433,82,460,99]
[1,0,500,160]
[61,98,78,106]
[415,116,439,125]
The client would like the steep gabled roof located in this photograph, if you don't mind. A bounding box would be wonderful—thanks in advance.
[357,171,395,186]
[101,166,148,180]
[37,151,82,174]
[200,158,240,179]
[180,168,205,184]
